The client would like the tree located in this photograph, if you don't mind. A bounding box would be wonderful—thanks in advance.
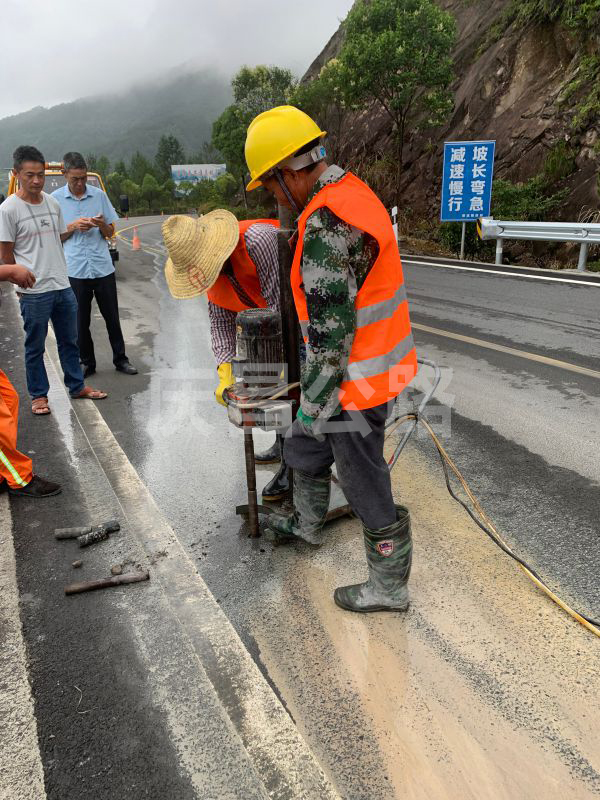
[105,171,124,208]
[212,105,249,205]
[129,152,155,185]
[214,172,238,202]
[85,153,110,176]
[141,173,161,210]
[212,66,297,206]
[96,155,110,177]
[176,180,195,195]
[114,160,128,178]
[232,65,296,119]
[188,180,217,207]
[188,141,223,164]
[121,179,141,211]
[155,134,186,182]
[158,178,176,212]
[292,59,347,161]
[340,0,456,191]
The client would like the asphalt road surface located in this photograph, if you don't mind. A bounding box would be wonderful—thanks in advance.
[1,215,599,799]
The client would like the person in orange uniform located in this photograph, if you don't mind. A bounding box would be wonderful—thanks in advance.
[0,263,61,497]
[244,106,418,613]
[162,209,290,500]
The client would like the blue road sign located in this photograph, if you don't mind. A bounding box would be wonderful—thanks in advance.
[441,141,496,222]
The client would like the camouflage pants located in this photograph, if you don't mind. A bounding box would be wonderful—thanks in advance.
[283,401,396,530]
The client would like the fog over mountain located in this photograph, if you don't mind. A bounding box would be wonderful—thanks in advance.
[3,0,353,117]
[0,67,233,171]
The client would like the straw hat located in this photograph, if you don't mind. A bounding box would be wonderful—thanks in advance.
[162,210,239,299]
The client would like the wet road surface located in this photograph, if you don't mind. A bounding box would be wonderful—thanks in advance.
[1,214,599,798]
[112,218,600,795]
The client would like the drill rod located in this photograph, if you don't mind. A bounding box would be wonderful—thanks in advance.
[55,520,120,540]
[65,571,149,596]
[244,429,260,537]
[277,227,301,502]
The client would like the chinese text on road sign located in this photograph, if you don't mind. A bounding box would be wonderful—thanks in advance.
[441,141,496,222]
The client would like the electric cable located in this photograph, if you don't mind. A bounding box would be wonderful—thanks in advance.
[229,366,599,637]
[386,413,600,639]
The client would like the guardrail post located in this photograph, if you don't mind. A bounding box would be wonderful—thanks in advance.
[495,238,503,265]
[577,242,589,272]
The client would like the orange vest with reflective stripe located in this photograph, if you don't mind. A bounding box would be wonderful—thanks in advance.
[207,219,280,312]
[291,172,417,411]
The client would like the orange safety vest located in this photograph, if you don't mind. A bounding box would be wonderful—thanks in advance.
[207,219,280,312]
[291,172,417,411]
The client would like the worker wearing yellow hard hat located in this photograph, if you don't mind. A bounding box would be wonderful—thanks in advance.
[245,105,418,613]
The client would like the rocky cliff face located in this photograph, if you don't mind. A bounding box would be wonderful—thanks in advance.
[304,0,600,222]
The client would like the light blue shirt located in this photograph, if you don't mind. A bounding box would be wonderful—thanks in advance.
[52,183,119,279]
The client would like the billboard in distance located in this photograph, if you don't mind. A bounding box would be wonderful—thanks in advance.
[170,164,227,185]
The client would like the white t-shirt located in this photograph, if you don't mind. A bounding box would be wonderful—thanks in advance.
[0,192,70,294]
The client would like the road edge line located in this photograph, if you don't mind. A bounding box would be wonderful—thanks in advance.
[0,496,47,800]
[43,334,340,800]
[402,257,600,288]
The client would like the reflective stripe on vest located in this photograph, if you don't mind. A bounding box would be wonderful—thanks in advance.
[299,284,409,341]
[206,219,279,312]
[292,172,417,411]
[345,331,415,381]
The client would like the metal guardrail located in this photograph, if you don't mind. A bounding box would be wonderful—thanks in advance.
[478,217,600,271]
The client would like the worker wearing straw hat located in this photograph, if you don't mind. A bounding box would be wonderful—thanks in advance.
[162,208,290,501]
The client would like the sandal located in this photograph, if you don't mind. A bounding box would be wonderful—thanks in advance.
[71,386,108,400]
[32,397,51,415]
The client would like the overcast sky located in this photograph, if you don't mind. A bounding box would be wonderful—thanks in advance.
[2,0,354,119]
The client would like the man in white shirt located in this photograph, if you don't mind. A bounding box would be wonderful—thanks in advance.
[0,145,107,415]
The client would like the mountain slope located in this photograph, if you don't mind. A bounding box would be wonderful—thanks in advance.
[305,0,600,221]
[0,69,231,169]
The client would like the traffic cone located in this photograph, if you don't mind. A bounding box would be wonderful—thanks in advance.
[132,227,141,251]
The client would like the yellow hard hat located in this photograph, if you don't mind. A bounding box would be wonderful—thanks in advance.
[245,105,326,191]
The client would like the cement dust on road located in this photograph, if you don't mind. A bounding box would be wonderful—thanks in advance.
[97,221,600,797]
[250,439,600,799]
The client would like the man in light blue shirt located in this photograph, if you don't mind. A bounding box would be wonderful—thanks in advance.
[52,151,137,377]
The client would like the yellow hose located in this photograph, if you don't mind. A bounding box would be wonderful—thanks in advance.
[389,414,600,639]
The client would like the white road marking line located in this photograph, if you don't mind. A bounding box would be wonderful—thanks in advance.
[0,499,47,800]
[41,327,341,800]
[412,322,600,380]
[403,258,600,288]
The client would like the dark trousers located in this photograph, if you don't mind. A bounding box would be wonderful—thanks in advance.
[69,273,127,368]
[283,401,396,530]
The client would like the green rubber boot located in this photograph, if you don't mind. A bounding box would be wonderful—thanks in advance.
[265,469,331,546]
[334,505,412,612]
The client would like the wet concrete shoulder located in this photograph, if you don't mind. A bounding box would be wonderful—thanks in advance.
[1,294,299,800]
[1,316,198,798]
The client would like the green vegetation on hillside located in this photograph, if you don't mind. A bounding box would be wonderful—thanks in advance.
[480,0,600,128]
[439,175,569,259]
[209,2,456,202]
[338,0,456,191]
